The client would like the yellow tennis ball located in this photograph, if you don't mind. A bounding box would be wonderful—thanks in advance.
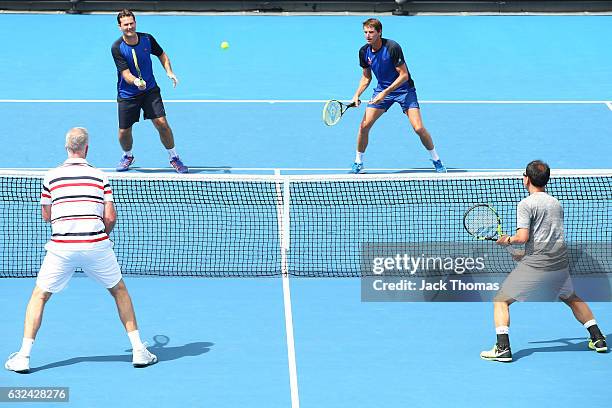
[220,41,229,49]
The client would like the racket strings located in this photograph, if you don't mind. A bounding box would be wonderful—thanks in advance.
[132,49,142,79]
[465,207,499,239]
[323,101,342,125]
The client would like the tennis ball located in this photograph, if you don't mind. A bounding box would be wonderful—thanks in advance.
[220,41,229,50]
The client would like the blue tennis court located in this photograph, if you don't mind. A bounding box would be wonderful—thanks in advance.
[1,13,612,407]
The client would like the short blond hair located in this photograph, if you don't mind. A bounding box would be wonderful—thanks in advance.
[65,127,89,153]
[363,18,382,33]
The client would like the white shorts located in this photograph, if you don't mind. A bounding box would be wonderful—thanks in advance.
[36,248,123,293]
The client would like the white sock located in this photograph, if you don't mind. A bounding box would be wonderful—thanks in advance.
[583,319,597,329]
[167,148,178,159]
[355,151,364,164]
[127,330,144,350]
[495,326,509,335]
[123,150,133,158]
[19,338,34,357]
[428,148,440,161]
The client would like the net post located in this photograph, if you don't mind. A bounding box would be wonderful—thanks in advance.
[282,178,291,269]
[274,169,291,276]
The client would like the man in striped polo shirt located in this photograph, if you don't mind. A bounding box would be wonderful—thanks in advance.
[5,128,157,373]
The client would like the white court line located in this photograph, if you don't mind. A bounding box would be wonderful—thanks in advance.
[274,169,300,408]
[423,100,610,104]
[0,166,520,174]
[0,100,116,103]
[5,167,610,173]
[0,99,611,105]
[606,102,612,111]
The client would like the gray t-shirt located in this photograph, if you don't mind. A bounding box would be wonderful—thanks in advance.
[517,192,569,270]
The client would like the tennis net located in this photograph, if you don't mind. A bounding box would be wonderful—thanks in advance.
[1,170,611,277]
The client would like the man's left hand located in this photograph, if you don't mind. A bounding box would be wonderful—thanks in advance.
[168,72,179,88]
[370,92,386,105]
[497,234,511,246]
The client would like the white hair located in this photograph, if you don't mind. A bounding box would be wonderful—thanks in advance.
[65,127,89,153]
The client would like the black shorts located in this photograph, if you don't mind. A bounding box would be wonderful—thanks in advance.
[117,86,166,129]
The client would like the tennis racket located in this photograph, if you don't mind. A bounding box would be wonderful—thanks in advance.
[131,48,143,81]
[322,100,359,126]
[463,204,504,241]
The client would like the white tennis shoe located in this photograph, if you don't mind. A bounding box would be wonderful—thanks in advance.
[132,343,158,367]
[5,352,30,373]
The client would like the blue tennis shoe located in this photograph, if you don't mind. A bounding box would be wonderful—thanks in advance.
[116,154,135,172]
[432,159,447,173]
[351,162,364,174]
[170,156,189,174]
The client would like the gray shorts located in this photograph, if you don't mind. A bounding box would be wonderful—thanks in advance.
[495,264,575,302]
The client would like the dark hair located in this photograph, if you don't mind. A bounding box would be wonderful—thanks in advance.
[362,18,382,33]
[117,9,135,24]
[525,160,550,187]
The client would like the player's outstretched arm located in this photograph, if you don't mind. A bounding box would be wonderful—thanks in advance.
[158,52,179,87]
[121,68,146,90]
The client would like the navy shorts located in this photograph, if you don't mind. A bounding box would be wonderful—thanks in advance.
[367,87,420,112]
[117,86,166,129]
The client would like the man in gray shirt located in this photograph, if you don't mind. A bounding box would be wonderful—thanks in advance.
[480,160,607,362]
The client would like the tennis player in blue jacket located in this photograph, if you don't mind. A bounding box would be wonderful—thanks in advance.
[350,18,446,174]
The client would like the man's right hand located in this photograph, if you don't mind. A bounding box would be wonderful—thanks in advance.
[134,78,147,91]
[351,97,361,107]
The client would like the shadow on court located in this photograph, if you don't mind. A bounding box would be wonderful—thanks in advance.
[361,168,469,174]
[131,166,232,174]
[29,336,213,373]
[512,334,611,361]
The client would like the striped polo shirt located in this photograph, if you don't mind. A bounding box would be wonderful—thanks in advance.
[41,158,113,251]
